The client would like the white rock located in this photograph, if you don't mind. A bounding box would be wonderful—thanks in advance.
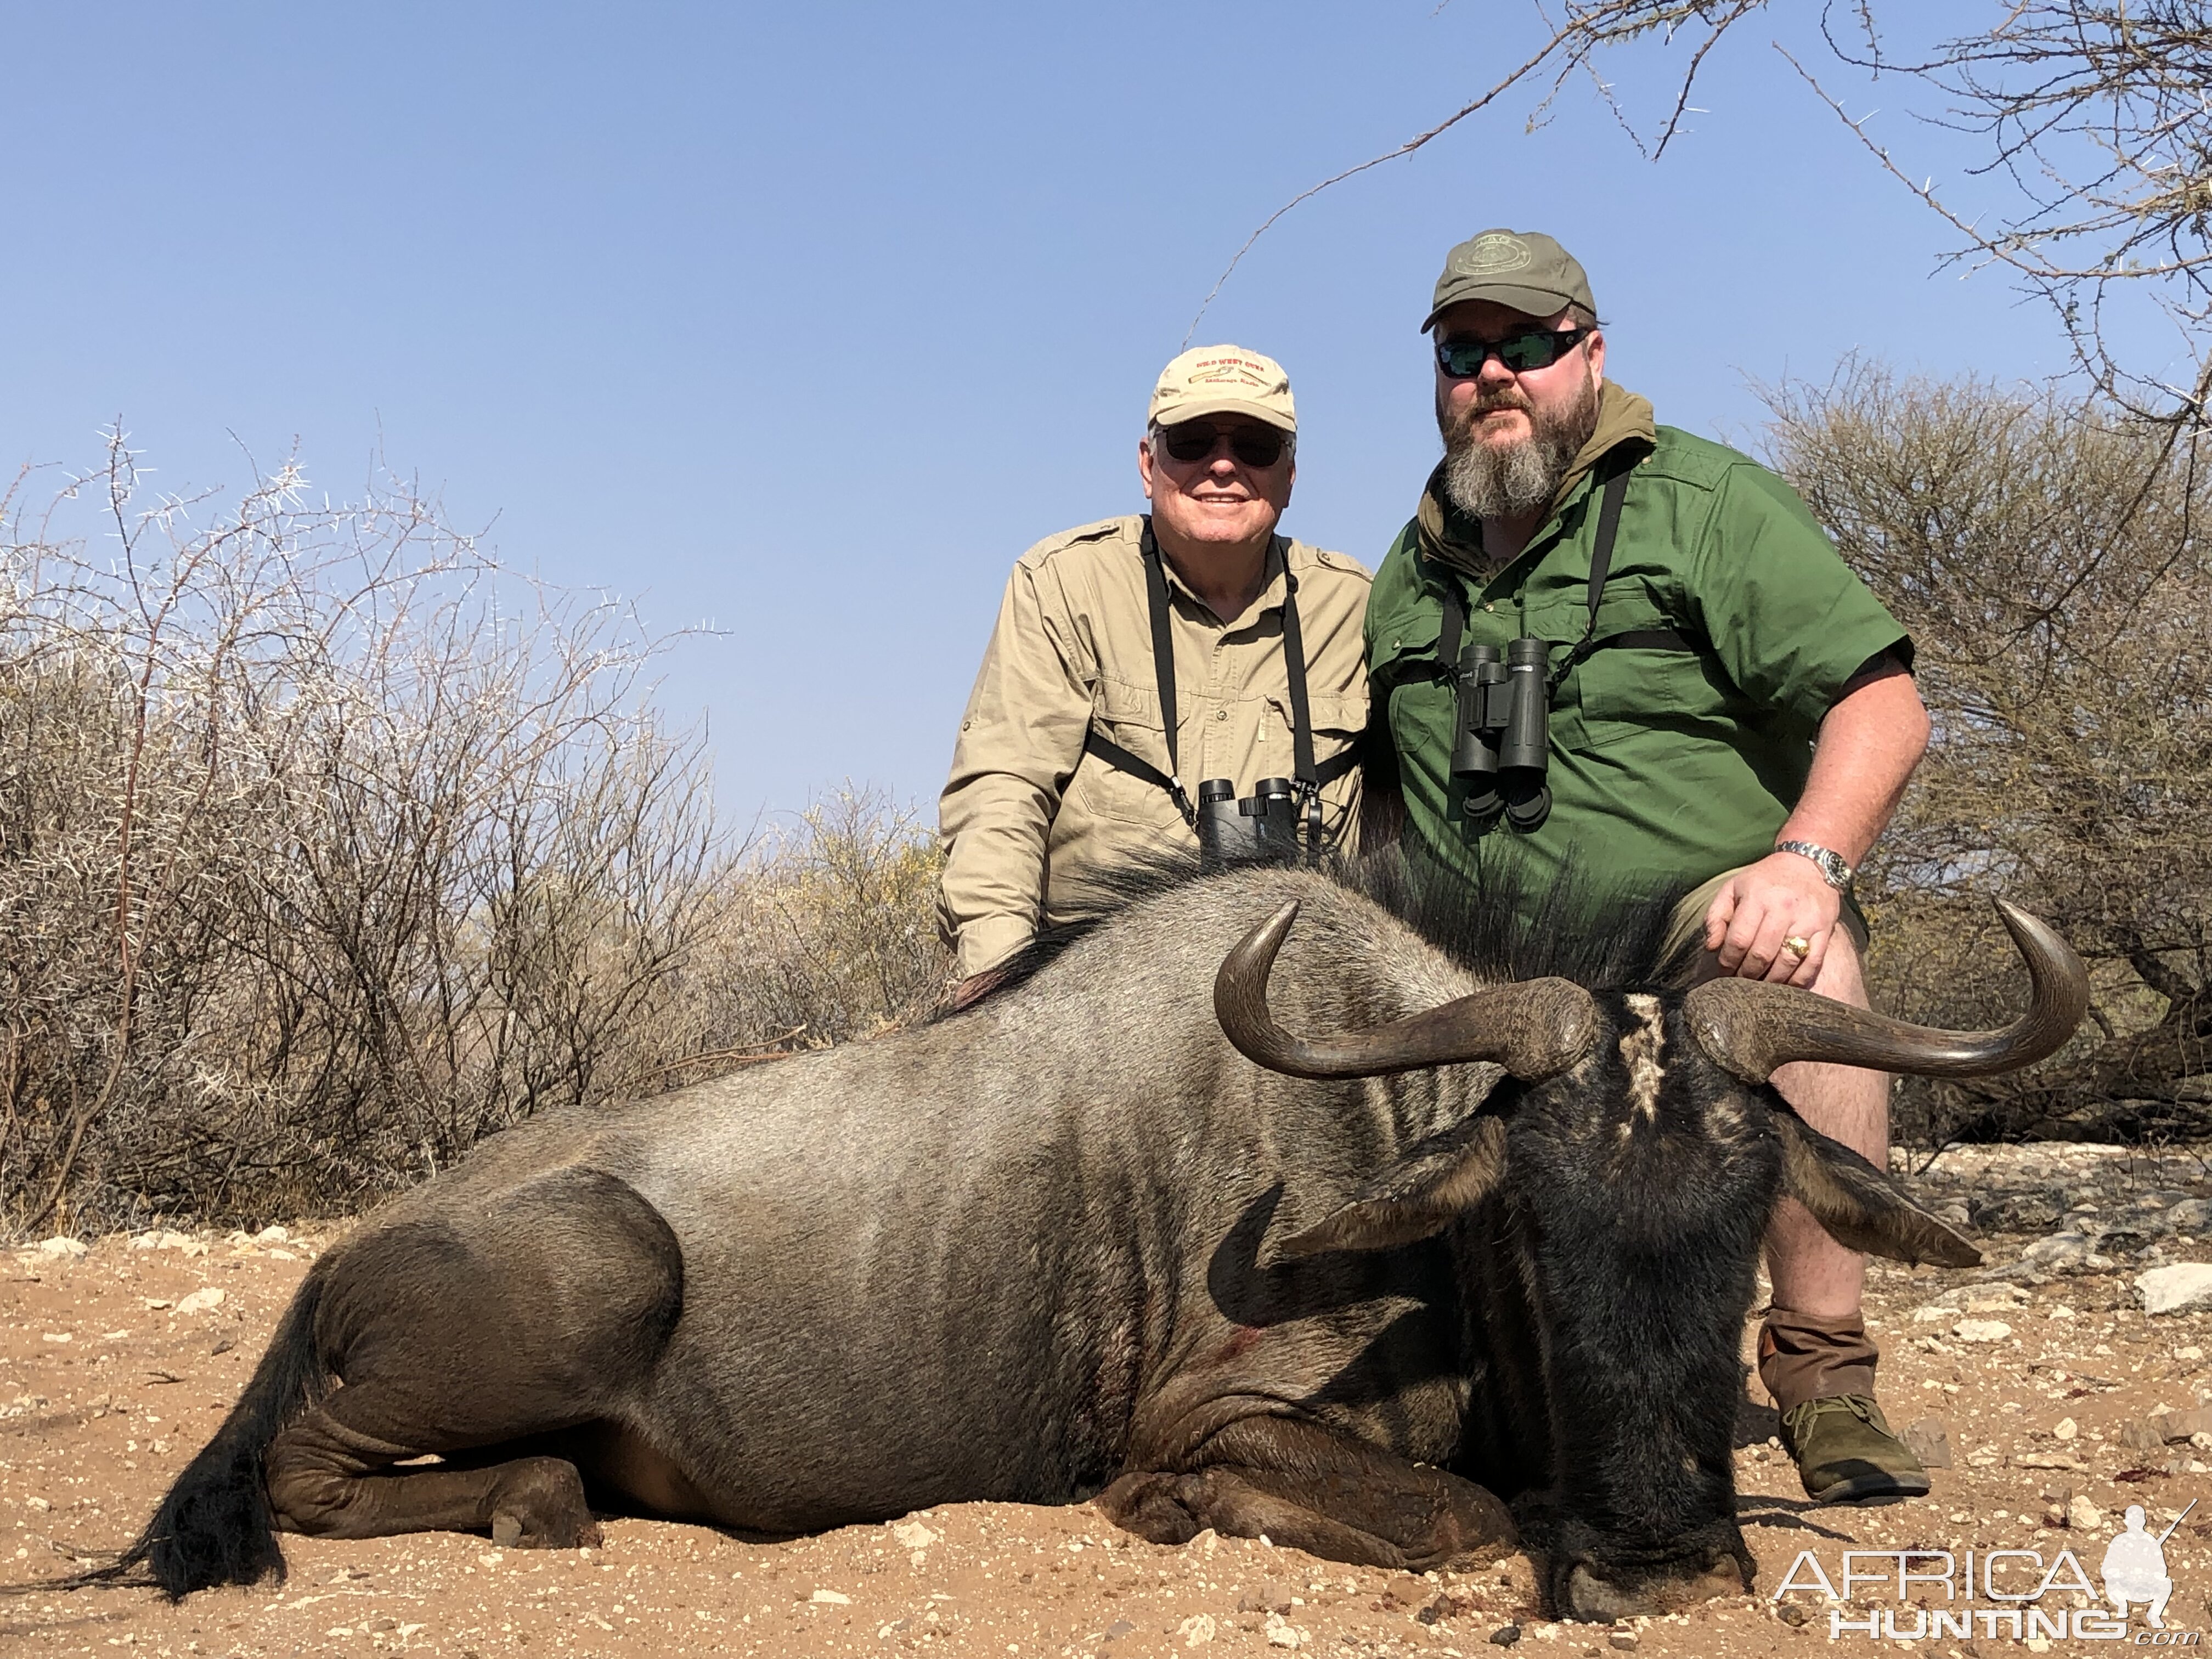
[1963,1285,2029,1312]
[131,1229,202,1252]
[1178,1612,1218,1646]
[2166,1199,2212,1233]
[172,1287,225,1315]
[254,1225,290,1244]
[889,1520,939,1549]
[2021,1233,2093,1271]
[2055,1417,2078,1441]
[1953,1319,2014,1343]
[2137,1263,2212,1315]
[1912,1304,1961,1323]
[810,1589,850,1605]
[1263,1611,1304,1649]
[2068,1495,2104,1531]
[35,1237,87,1259]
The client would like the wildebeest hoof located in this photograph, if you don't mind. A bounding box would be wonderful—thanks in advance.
[1561,1557,1745,1622]
[1435,1482,1518,1570]
[490,1508,602,1549]
[1093,1472,1202,1546]
[486,1457,600,1549]
[489,1509,599,1550]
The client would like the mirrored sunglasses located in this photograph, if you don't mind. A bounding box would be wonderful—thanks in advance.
[1435,327,1592,378]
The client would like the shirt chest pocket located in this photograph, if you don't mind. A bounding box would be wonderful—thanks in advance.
[1069,678,1182,828]
[1261,689,1368,773]
[1571,638,1731,749]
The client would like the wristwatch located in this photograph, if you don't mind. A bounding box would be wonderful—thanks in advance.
[1775,840,1854,891]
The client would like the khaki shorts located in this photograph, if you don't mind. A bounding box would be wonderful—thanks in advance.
[1660,865,1870,975]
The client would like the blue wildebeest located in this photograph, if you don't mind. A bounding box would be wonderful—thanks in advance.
[89,862,2083,1619]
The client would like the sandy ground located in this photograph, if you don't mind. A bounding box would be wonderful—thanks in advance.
[5,1150,2211,1659]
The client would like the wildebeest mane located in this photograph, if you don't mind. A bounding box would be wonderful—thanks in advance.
[951,833,1705,1011]
[944,847,1207,1007]
[1358,834,1706,992]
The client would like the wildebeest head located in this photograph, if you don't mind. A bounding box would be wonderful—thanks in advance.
[1215,898,2086,1620]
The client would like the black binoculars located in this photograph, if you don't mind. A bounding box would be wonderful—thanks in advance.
[1451,637,1552,831]
[1195,776,1302,869]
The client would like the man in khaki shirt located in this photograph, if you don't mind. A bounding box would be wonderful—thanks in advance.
[938,345,1372,989]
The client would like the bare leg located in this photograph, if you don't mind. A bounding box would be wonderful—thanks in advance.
[1763,932,1886,1322]
[1098,1414,1514,1572]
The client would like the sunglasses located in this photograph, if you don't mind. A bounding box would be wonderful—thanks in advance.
[1156,421,1290,469]
[1435,326,1592,378]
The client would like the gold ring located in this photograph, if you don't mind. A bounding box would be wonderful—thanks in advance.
[1782,935,1812,959]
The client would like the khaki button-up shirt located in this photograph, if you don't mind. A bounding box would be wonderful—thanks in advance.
[939,515,1372,977]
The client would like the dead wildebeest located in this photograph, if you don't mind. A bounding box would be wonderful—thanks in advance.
[83,860,2083,1619]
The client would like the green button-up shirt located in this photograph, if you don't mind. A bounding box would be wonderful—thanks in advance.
[1365,382,1909,904]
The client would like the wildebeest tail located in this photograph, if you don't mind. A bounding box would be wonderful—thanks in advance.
[60,1257,331,1600]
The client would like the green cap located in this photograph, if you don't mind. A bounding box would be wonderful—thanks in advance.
[1423,229,1596,332]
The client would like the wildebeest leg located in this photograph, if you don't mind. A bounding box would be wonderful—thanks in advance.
[266,1395,600,1546]
[1098,1416,1514,1572]
[263,1167,683,1547]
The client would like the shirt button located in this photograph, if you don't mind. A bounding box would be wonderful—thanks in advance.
[1214,708,1228,721]
[1483,601,1496,612]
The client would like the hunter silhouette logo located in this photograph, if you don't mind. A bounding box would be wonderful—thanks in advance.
[2104,1501,2192,1629]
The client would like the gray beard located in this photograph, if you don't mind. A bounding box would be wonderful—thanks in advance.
[1440,373,1600,522]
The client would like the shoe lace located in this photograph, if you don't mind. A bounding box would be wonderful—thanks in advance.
[1782,1393,1880,1443]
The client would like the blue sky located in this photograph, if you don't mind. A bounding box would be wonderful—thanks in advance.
[1,3,2092,823]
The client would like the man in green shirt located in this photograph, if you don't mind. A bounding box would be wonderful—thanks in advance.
[1366,229,1935,1504]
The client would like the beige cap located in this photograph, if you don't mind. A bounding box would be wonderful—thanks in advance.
[1147,345,1296,433]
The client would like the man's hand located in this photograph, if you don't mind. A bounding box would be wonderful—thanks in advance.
[1703,852,1842,986]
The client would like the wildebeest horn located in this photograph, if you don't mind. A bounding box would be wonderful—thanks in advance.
[1684,899,2087,1082]
[1215,901,1599,1080]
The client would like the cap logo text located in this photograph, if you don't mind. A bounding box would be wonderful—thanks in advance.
[1457,232,1533,275]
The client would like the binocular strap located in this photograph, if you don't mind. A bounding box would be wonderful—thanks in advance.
[1078,519,1351,847]
[1436,466,1692,691]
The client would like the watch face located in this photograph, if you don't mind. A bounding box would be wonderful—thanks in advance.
[1780,842,1850,888]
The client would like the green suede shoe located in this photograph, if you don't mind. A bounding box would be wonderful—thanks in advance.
[1780,1395,1932,1503]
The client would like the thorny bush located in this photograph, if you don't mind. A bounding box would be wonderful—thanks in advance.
[1768,365,2212,1149]
[0,435,946,1238]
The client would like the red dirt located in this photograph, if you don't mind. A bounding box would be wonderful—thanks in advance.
[4,1205,2209,1658]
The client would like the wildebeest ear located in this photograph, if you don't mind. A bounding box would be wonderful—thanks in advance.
[1277,1114,1507,1258]
[1770,1108,1981,1268]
